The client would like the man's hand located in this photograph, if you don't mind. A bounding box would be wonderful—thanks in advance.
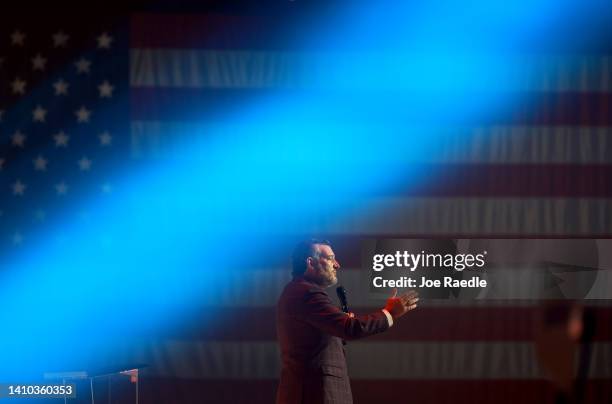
[384,288,419,320]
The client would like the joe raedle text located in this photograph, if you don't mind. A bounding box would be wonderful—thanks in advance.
[370,250,488,290]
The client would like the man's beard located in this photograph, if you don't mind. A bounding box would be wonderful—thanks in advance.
[321,269,338,288]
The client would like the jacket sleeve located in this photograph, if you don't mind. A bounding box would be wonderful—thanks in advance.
[299,288,390,340]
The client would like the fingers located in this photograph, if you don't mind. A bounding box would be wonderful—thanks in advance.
[399,290,419,304]
[404,290,419,299]
[396,290,419,312]
[385,289,419,319]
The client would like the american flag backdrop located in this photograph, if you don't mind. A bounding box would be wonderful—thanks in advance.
[2,5,612,404]
[0,15,129,254]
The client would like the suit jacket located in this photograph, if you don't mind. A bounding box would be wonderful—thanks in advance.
[276,276,390,404]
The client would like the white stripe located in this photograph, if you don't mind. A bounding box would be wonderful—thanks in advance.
[324,198,612,236]
[131,50,611,92]
[130,49,307,89]
[131,121,612,164]
[437,126,612,164]
[124,340,612,379]
[201,260,612,307]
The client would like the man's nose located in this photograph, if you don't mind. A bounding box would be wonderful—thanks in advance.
[334,260,340,269]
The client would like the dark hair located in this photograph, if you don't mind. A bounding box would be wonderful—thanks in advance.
[291,239,331,277]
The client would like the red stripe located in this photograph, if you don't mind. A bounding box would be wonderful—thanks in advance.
[351,380,612,404]
[399,164,612,197]
[227,236,612,269]
[137,378,612,404]
[130,12,612,54]
[325,236,612,268]
[165,306,612,341]
[130,88,611,126]
[131,13,299,50]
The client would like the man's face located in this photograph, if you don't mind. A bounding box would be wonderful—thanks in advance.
[306,244,340,287]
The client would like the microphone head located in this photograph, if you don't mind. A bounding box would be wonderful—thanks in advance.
[336,286,348,304]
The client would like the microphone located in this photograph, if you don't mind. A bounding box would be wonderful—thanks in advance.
[336,286,349,313]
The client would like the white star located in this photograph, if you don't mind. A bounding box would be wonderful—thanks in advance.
[53,79,69,95]
[32,105,47,122]
[11,131,26,147]
[99,131,112,146]
[32,54,47,71]
[12,231,24,246]
[55,181,68,195]
[101,183,113,194]
[53,31,69,47]
[53,131,69,147]
[75,106,91,123]
[35,209,46,222]
[97,32,113,49]
[78,157,92,171]
[11,77,26,94]
[75,58,91,74]
[12,180,26,196]
[33,155,48,171]
[10,30,25,46]
[98,80,114,98]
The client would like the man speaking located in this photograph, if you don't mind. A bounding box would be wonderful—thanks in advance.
[276,239,419,404]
